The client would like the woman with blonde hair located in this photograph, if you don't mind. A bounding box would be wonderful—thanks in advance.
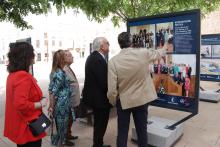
[48,50,72,147]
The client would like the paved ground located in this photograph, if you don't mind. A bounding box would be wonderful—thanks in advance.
[0,60,220,147]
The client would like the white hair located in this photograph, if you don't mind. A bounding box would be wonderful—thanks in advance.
[92,37,105,52]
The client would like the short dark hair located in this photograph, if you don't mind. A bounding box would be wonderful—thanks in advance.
[7,42,35,73]
[118,32,131,49]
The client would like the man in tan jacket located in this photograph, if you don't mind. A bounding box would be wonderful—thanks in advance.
[107,32,166,147]
[63,50,80,146]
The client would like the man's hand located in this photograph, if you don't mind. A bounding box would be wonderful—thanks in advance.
[158,47,167,57]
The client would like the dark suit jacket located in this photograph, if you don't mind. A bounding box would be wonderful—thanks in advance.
[82,51,111,109]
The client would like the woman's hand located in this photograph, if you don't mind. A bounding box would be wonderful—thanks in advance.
[40,97,48,107]
[34,98,48,109]
[48,106,54,118]
[48,106,53,113]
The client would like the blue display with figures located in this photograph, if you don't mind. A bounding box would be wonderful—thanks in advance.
[127,9,200,114]
[200,34,220,82]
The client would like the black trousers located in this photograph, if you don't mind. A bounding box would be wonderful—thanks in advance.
[67,108,74,138]
[93,108,110,147]
[116,100,148,147]
[17,139,42,147]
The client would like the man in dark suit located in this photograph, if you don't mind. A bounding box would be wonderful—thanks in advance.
[82,37,111,147]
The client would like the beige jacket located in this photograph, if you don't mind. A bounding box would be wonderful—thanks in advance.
[107,47,165,110]
[63,65,80,107]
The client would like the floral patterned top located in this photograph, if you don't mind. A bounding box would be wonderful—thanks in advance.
[48,69,72,145]
[49,69,71,102]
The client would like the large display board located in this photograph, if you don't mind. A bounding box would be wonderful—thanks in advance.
[127,9,200,114]
[200,34,220,82]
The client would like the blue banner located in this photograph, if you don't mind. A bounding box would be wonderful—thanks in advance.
[152,94,196,112]
[202,34,220,45]
[200,74,220,82]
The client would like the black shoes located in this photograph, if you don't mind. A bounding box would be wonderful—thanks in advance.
[64,140,75,146]
[68,135,78,140]
[102,145,111,147]
[65,135,78,146]
[93,144,111,147]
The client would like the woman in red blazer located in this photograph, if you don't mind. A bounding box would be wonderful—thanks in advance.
[4,42,47,147]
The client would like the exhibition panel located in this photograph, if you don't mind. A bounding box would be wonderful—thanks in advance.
[127,9,200,114]
[200,34,220,82]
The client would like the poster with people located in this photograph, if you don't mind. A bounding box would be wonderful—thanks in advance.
[201,34,220,82]
[130,24,155,48]
[127,10,200,113]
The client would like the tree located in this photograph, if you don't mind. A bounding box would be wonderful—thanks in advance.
[55,0,220,26]
[0,0,50,30]
[1,0,220,29]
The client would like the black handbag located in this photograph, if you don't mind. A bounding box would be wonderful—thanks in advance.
[28,113,51,136]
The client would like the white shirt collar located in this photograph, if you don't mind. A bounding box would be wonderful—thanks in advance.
[98,51,106,60]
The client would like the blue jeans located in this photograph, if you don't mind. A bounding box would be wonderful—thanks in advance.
[116,100,148,147]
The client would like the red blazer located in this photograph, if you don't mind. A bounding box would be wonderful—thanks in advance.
[4,71,46,144]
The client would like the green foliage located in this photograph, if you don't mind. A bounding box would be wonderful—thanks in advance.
[59,0,220,26]
[0,0,50,30]
[0,0,220,29]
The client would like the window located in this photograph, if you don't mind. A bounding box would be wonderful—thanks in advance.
[44,40,48,46]
[36,40,40,48]
[59,41,62,47]
[44,32,47,38]
[45,53,49,57]
[52,40,55,46]
[37,53,41,61]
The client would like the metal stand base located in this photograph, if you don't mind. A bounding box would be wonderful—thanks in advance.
[199,90,220,103]
[131,116,184,147]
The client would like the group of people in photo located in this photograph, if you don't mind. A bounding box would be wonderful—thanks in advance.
[130,25,174,54]
[131,29,154,48]
[156,27,174,52]
[4,31,168,147]
[156,28,173,47]
[151,61,192,97]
